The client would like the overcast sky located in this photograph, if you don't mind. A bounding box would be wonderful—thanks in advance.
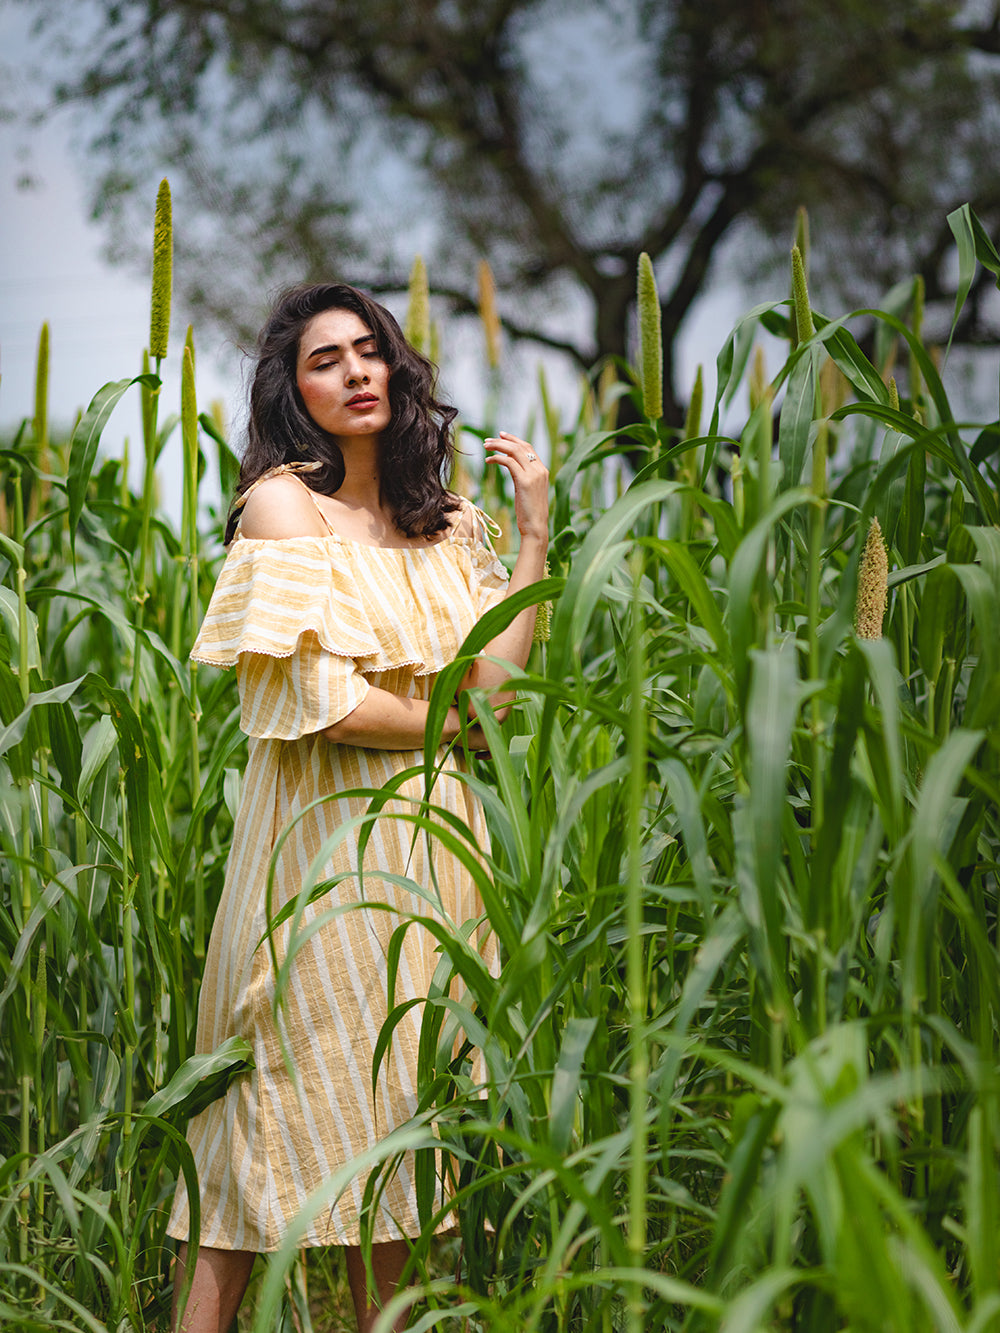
[0,10,229,527]
[0,4,243,518]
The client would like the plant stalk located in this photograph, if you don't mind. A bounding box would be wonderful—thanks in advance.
[625,550,649,1333]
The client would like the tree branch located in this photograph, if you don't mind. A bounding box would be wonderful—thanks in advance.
[361,276,593,366]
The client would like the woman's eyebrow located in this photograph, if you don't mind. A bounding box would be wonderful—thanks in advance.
[304,334,378,360]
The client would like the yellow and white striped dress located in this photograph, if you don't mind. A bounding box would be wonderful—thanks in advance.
[166,479,509,1252]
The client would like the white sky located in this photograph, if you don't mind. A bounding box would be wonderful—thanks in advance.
[0,1,238,517]
[0,129,240,503]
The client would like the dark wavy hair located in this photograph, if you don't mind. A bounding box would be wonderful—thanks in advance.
[227,283,460,542]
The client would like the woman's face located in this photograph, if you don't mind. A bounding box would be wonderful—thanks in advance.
[295,306,392,444]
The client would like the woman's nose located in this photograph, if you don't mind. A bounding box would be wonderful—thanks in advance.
[344,359,369,386]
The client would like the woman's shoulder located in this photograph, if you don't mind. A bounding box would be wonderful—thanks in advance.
[238,471,330,541]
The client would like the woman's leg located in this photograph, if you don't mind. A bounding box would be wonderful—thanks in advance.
[345,1240,411,1333]
[172,1243,256,1333]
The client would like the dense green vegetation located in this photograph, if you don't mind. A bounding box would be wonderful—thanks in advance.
[1,196,999,1332]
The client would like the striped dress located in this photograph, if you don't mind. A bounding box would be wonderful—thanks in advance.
[166,476,509,1251]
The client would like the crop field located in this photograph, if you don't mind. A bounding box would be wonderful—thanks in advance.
[1,194,999,1331]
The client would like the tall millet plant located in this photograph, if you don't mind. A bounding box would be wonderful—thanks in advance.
[133,179,172,706]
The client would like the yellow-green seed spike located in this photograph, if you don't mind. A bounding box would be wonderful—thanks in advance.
[911,273,924,343]
[794,205,810,275]
[533,560,552,643]
[33,322,49,456]
[909,274,925,411]
[478,259,501,370]
[120,435,130,508]
[855,517,888,640]
[181,345,198,488]
[887,376,900,413]
[683,365,703,441]
[749,345,768,412]
[789,211,808,347]
[404,256,430,355]
[636,252,663,421]
[149,179,173,362]
[31,322,52,520]
[791,244,815,347]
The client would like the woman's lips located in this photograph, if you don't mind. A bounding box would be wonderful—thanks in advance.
[346,394,379,409]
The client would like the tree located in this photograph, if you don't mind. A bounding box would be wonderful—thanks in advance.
[24,0,1000,422]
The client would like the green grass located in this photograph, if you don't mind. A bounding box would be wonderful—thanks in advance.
[1,199,999,1332]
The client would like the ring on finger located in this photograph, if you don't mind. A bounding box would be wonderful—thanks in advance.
[525,452,537,462]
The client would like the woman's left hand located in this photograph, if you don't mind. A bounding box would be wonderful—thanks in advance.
[484,433,549,544]
[465,432,549,716]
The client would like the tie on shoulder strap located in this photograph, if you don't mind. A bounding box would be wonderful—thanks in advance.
[231,461,322,516]
[465,500,504,545]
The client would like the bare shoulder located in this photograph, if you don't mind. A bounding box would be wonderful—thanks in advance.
[239,474,328,540]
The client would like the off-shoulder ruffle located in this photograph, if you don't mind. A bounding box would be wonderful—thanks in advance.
[191,521,509,678]
[235,633,370,739]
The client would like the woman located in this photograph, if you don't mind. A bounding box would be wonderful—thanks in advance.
[165,283,548,1332]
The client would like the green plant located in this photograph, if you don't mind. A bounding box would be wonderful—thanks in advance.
[2,195,999,1333]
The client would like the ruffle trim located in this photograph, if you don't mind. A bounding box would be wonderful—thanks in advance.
[190,527,509,677]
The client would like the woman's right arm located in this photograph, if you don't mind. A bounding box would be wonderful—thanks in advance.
[322,692,487,751]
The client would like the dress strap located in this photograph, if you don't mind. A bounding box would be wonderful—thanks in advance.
[231,461,334,536]
[464,499,503,546]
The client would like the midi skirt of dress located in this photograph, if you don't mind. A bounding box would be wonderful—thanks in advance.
[165,498,509,1251]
